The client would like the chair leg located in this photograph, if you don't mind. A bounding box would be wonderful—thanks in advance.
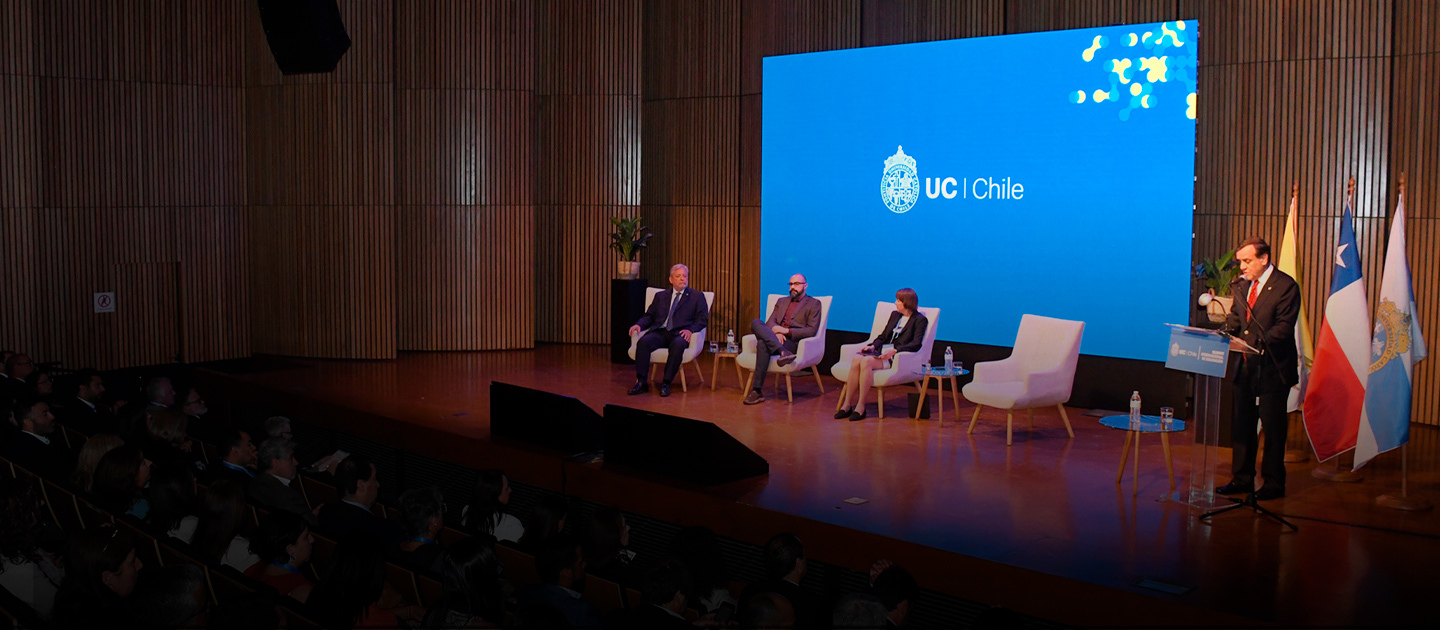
[1057,404,1075,438]
[877,388,885,419]
[742,370,755,402]
[693,361,705,384]
[1027,408,1034,430]
[679,366,688,392]
[649,364,658,384]
[813,369,825,395]
[1006,411,1013,446]
[785,375,794,402]
[836,383,848,411]
[968,405,983,434]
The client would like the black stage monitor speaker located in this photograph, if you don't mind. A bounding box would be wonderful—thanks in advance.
[603,404,769,486]
[490,382,603,455]
[256,0,352,75]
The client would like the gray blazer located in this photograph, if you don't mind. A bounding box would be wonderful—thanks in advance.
[248,473,320,527]
[764,295,822,341]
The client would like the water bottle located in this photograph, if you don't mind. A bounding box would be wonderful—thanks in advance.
[727,329,736,352]
[1129,391,1142,428]
[944,346,954,371]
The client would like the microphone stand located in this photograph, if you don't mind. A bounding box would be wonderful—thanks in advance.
[1200,275,1298,531]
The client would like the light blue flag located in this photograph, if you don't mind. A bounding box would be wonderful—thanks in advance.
[1356,194,1427,468]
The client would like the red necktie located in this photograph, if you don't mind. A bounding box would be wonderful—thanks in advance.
[1247,280,1259,309]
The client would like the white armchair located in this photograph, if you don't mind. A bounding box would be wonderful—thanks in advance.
[628,287,716,392]
[963,314,1084,445]
[736,295,833,402]
[830,302,941,418]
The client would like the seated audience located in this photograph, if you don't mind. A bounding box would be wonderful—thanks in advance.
[460,469,524,543]
[145,408,204,472]
[3,397,72,479]
[0,477,65,621]
[518,492,570,552]
[93,444,153,519]
[515,534,602,629]
[245,510,315,603]
[739,533,818,628]
[206,592,281,629]
[832,592,889,629]
[203,428,258,491]
[584,505,636,586]
[0,353,35,404]
[147,461,200,543]
[308,531,424,629]
[420,535,504,629]
[179,387,219,444]
[870,563,918,628]
[23,370,54,404]
[125,376,176,441]
[622,558,698,628]
[264,415,292,441]
[394,485,446,573]
[512,603,570,628]
[248,437,319,526]
[58,368,118,436]
[52,525,145,627]
[317,454,404,543]
[119,563,209,629]
[738,592,795,630]
[667,526,736,615]
[71,432,125,493]
[191,480,260,572]
[1,401,16,444]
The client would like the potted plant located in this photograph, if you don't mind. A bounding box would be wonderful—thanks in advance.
[609,216,652,279]
[1194,252,1240,322]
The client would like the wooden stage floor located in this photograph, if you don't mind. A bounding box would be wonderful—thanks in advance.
[203,345,1440,628]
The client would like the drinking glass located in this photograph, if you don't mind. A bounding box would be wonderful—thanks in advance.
[1160,406,1175,429]
[709,341,719,353]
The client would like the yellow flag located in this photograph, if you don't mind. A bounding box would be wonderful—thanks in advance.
[1278,185,1313,412]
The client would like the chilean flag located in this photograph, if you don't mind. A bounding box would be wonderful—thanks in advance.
[1303,205,1370,461]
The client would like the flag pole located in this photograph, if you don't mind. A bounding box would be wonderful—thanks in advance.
[1312,177,1365,483]
[1284,180,1311,464]
[1374,173,1431,512]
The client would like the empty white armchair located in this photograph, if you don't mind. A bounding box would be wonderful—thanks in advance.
[737,295,833,402]
[830,302,941,418]
[628,287,716,392]
[963,314,1084,445]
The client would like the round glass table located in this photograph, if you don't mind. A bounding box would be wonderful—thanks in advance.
[913,365,970,424]
[1099,414,1186,495]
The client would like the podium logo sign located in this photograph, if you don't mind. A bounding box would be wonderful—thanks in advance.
[880,146,920,214]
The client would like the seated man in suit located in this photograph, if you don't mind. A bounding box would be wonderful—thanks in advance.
[627,263,709,398]
[204,428,258,490]
[249,437,319,527]
[3,398,73,479]
[620,559,698,628]
[179,387,219,445]
[317,454,404,543]
[57,368,119,437]
[1,353,35,405]
[515,534,603,629]
[744,274,822,405]
[739,533,818,629]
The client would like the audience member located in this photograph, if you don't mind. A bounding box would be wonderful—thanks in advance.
[832,592,889,629]
[148,461,200,543]
[145,408,204,472]
[584,505,636,586]
[870,564,917,628]
[249,438,319,526]
[739,533,817,628]
[245,510,315,603]
[206,591,281,629]
[667,526,736,614]
[23,370,54,403]
[0,477,65,621]
[119,563,209,629]
[308,531,423,629]
[515,533,602,629]
[123,376,176,439]
[738,592,795,629]
[394,485,446,573]
[519,492,570,552]
[0,353,35,403]
[204,428,257,490]
[93,444,153,518]
[59,368,120,436]
[2,401,16,444]
[2,397,73,479]
[192,480,260,572]
[420,535,504,629]
[52,525,145,627]
[264,415,292,441]
[461,469,524,543]
[71,432,125,493]
[179,387,219,444]
[317,454,404,543]
[623,558,697,628]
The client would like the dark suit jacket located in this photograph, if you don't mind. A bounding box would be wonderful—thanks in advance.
[248,472,319,527]
[616,604,698,629]
[763,295,822,341]
[739,578,819,629]
[57,398,121,437]
[636,287,710,334]
[868,311,929,354]
[3,431,73,480]
[202,462,256,494]
[317,500,405,544]
[515,583,603,629]
[1225,268,1300,394]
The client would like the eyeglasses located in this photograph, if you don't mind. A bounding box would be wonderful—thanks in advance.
[789,282,806,286]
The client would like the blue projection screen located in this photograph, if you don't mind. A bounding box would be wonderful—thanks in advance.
[760,21,1197,362]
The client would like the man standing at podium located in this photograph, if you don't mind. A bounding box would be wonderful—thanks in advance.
[1216,237,1300,501]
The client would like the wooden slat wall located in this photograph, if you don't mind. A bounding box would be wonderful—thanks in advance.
[243,0,396,359]
[535,0,642,344]
[0,0,248,370]
[395,0,536,351]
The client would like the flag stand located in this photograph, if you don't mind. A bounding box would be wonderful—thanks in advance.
[1376,445,1433,512]
[1312,454,1364,482]
[1284,411,1310,462]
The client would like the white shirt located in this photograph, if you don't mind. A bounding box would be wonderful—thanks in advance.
[21,430,50,446]
[167,515,200,544]
[270,473,293,487]
[77,396,96,410]
[891,315,910,340]
[1249,264,1274,300]
[222,536,261,572]
[0,554,63,620]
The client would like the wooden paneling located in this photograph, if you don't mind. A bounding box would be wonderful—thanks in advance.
[643,0,742,99]
[1182,0,1392,65]
[859,0,1003,46]
[1005,0,1178,35]
[639,205,743,341]
[537,0,641,96]
[741,0,861,94]
[536,206,638,344]
[641,98,740,207]
[398,0,535,91]
[396,89,533,207]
